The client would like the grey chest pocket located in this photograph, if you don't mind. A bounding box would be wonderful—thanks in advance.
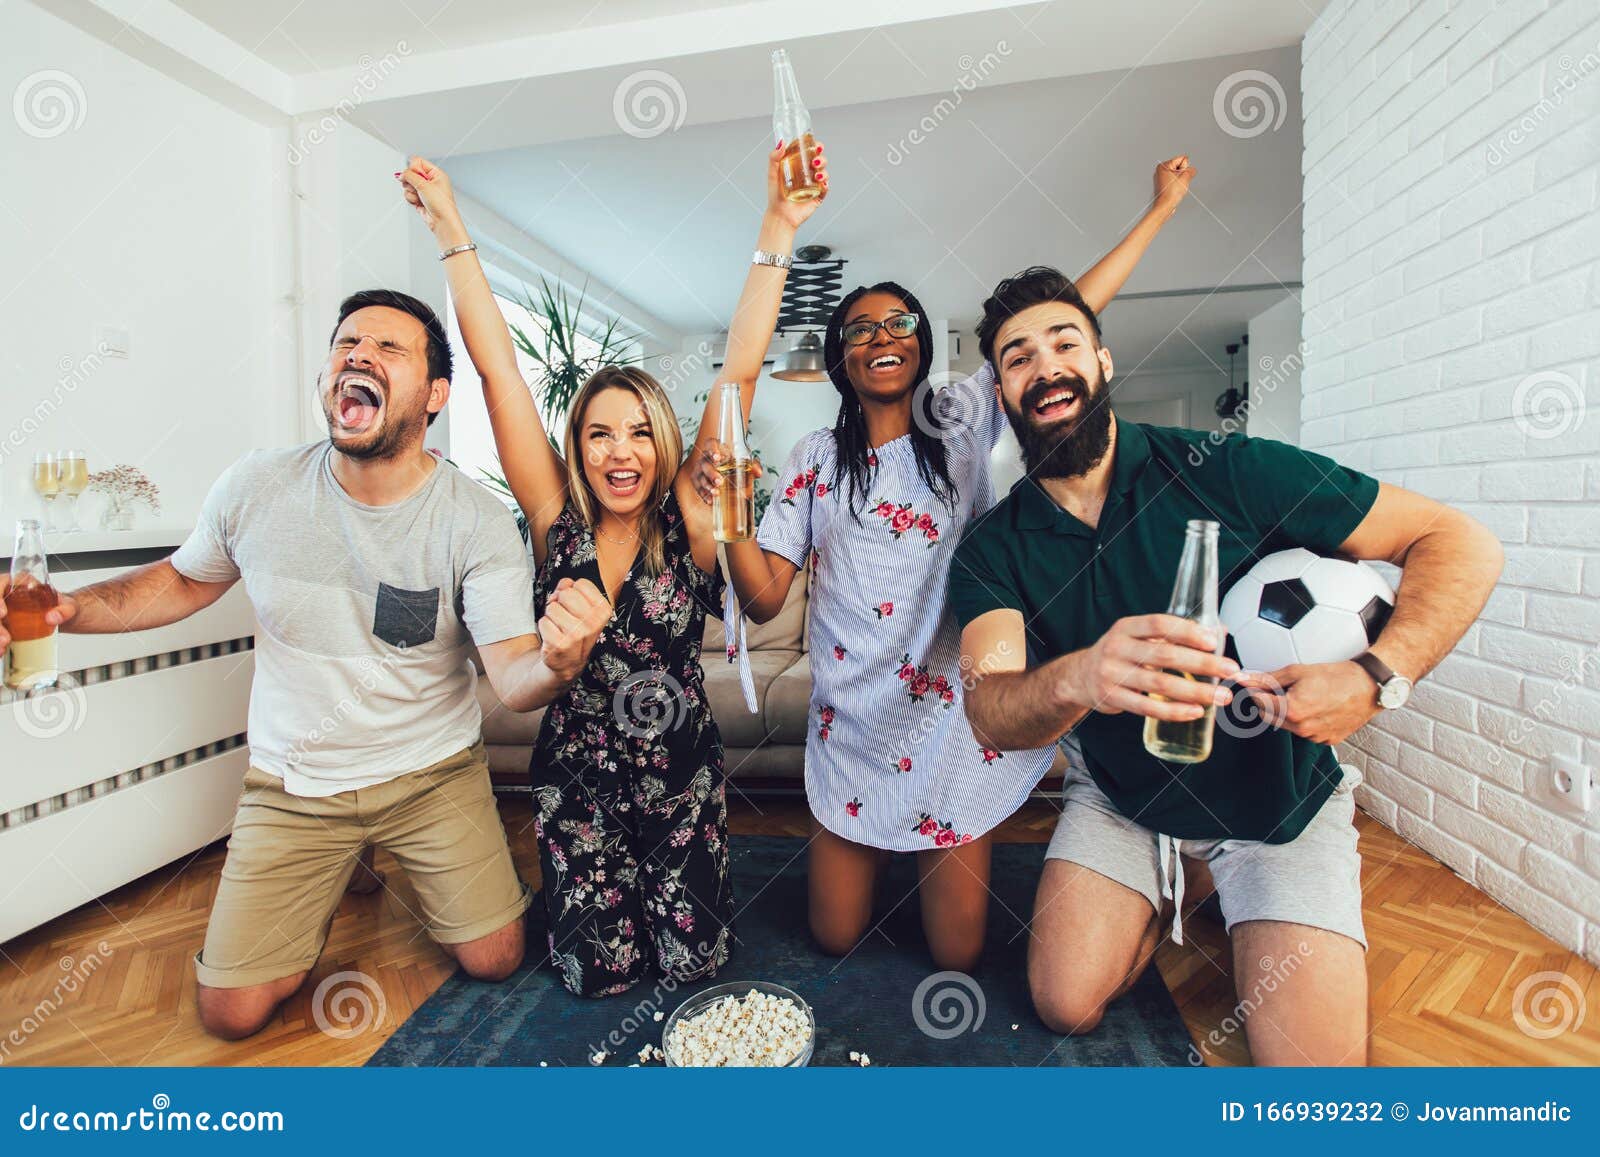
[373,583,440,648]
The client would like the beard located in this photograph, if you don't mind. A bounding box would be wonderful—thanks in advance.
[321,370,429,462]
[1003,369,1115,480]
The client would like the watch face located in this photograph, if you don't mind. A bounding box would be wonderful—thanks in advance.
[1379,676,1412,709]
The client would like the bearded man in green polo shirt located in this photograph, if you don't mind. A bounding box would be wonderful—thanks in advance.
[950,267,1503,1066]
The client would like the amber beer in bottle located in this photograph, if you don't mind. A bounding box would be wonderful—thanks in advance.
[772,49,823,203]
[1142,520,1222,763]
[5,519,61,691]
[712,382,755,543]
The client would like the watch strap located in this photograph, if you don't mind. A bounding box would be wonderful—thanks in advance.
[752,248,793,269]
[1353,650,1395,690]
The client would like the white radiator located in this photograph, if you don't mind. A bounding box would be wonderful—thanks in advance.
[0,566,256,944]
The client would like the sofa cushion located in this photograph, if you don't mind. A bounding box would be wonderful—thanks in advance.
[703,555,808,655]
[704,647,801,749]
[478,675,546,747]
[763,650,814,746]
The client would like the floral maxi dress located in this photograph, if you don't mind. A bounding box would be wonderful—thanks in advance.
[529,492,733,997]
[753,365,1057,852]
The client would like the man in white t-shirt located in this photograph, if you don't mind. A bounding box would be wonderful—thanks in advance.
[0,289,612,1040]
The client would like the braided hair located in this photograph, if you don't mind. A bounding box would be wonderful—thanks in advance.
[822,281,959,522]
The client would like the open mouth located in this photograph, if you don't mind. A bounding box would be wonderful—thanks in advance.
[334,374,384,431]
[603,469,642,497]
[865,352,905,375]
[1031,383,1081,423]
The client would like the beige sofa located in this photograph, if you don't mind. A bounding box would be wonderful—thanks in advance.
[476,567,1067,790]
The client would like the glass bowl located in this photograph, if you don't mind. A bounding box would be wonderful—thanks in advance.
[661,980,815,1067]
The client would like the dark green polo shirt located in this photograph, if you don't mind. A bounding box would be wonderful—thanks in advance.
[949,420,1380,843]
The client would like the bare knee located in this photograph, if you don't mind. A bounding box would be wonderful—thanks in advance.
[196,974,303,1041]
[929,940,983,975]
[1030,982,1109,1036]
[448,918,525,982]
[810,918,864,958]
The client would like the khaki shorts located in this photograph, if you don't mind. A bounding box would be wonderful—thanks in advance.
[196,742,530,989]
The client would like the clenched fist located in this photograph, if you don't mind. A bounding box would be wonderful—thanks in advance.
[396,155,463,237]
[1153,154,1195,213]
[536,577,613,684]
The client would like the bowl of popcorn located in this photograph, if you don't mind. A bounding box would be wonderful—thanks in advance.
[662,981,815,1067]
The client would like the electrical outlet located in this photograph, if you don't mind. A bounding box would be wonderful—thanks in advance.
[1550,755,1593,815]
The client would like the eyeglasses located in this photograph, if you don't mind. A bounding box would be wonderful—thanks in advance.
[840,312,919,347]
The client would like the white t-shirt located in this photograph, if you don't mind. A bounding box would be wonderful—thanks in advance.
[172,443,537,796]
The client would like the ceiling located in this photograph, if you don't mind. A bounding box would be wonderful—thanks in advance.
[444,45,1306,371]
[48,0,1324,372]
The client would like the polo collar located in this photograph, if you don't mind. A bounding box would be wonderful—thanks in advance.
[1010,417,1153,532]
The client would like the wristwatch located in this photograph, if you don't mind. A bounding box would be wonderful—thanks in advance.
[1353,651,1413,710]
[752,248,793,269]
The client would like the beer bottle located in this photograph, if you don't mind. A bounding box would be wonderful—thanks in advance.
[712,382,755,543]
[772,49,823,203]
[1143,520,1221,763]
[5,519,61,691]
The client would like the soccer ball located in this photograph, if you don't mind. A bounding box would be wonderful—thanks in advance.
[1220,548,1395,673]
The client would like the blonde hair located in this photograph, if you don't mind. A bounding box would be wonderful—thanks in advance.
[562,365,684,577]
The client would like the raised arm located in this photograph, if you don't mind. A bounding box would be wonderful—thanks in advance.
[1073,155,1194,315]
[398,157,569,559]
[679,140,828,507]
[0,559,232,656]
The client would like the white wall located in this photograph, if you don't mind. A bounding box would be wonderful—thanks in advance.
[1302,0,1600,964]
[1247,295,1303,445]
[1,3,294,532]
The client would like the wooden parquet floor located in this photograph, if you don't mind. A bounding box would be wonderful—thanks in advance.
[1,796,1595,1067]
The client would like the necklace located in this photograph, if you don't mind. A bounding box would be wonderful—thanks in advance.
[595,521,641,548]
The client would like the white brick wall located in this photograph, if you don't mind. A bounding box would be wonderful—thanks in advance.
[1302,0,1600,965]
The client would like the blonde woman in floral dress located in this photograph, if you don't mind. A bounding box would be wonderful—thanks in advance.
[400,150,829,996]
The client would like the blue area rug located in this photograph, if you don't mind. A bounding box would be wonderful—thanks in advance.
[368,836,1195,1067]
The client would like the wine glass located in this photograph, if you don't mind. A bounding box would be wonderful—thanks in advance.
[56,450,87,533]
[31,452,59,532]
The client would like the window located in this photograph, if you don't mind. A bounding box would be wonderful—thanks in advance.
[444,274,627,499]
